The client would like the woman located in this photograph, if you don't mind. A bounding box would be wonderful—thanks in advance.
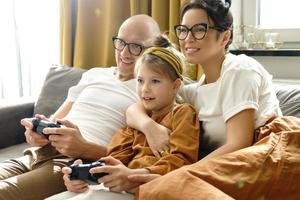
[126,0,300,199]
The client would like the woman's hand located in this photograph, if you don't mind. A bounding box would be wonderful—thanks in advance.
[126,102,171,158]
[144,121,171,158]
[126,173,161,193]
[21,114,50,147]
[62,159,89,193]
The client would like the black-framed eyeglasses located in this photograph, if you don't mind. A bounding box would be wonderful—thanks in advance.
[112,36,146,56]
[174,23,224,40]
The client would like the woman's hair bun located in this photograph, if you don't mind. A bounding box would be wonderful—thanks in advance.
[224,0,231,11]
[216,0,231,15]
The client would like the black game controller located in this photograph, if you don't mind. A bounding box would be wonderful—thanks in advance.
[27,118,61,139]
[69,161,108,184]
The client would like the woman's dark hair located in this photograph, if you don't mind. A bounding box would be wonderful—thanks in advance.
[181,0,233,50]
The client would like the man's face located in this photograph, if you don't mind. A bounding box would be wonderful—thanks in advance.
[114,28,150,81]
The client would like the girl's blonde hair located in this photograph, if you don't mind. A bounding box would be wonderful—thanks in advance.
[135,35,186,81]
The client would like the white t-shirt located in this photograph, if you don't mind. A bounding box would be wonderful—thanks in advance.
[180,53,282,149]
[65,67,138,146]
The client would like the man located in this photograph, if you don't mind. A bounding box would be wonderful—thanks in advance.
[0,14,160,200]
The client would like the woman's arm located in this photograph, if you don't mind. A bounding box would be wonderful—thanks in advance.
[126,102,170,158]
[203,109,255,161]
[126,109,255,191]
[145,104,199,175]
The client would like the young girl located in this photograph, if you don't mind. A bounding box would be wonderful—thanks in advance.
[46,36,200,200]
[126,0,300,199]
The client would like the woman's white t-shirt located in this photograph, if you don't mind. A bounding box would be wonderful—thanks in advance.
[180,53,282,150]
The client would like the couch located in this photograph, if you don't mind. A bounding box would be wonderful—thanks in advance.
[0,66,86,161]
[0,65,300,161]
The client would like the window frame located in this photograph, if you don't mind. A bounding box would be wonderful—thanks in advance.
[243,0,300,43]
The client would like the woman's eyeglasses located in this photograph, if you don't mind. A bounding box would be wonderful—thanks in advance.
[174,23,224,40]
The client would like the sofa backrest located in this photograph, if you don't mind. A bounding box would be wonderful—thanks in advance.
[275,84,300,118]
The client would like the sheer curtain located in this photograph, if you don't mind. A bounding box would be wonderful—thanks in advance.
[0,0,59,100]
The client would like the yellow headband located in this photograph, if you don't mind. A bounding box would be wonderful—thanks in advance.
[142,47,183,79]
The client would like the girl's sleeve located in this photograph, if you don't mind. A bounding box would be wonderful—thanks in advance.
[146,104,200,175]
[106,127,135,166]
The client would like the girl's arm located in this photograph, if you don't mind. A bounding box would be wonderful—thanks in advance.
[126,102,170,158]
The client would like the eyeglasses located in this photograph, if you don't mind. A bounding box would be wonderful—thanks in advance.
[174,23,224,40]
[112,36,146,56]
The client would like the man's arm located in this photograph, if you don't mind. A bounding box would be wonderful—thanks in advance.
[126,102,170,158]
[50,100,73,120]
[44,119,107,161]
[48,100,107,160]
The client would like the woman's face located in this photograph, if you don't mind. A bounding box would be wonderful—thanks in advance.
[180,8,225,65]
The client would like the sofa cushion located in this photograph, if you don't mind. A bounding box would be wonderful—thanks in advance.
[275,85,300,118]
[34,66,86,117]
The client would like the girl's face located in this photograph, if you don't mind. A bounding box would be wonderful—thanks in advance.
[180,8,225,65]
[136,63,180,116]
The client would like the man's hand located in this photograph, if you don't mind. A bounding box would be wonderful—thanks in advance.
[43,119,87,158]
[126,173,161,193]
[62,159,89,193]
[90,156,146,193]
[21,114,49,147]
[144,121,171,158]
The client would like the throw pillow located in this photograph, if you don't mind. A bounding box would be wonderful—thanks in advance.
[34,65,86,117]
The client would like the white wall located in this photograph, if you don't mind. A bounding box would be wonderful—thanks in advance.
[254,56,300,80]
[231,0,242,26]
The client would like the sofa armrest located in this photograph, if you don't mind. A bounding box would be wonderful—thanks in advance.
[0,101,34,149]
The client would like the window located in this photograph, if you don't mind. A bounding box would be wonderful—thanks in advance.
[243,0,300,44]
[0,0,59,100]
[259,0,300,29]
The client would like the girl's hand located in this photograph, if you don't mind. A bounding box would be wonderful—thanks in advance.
[90,156,139,192]
[62,159,89,193]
